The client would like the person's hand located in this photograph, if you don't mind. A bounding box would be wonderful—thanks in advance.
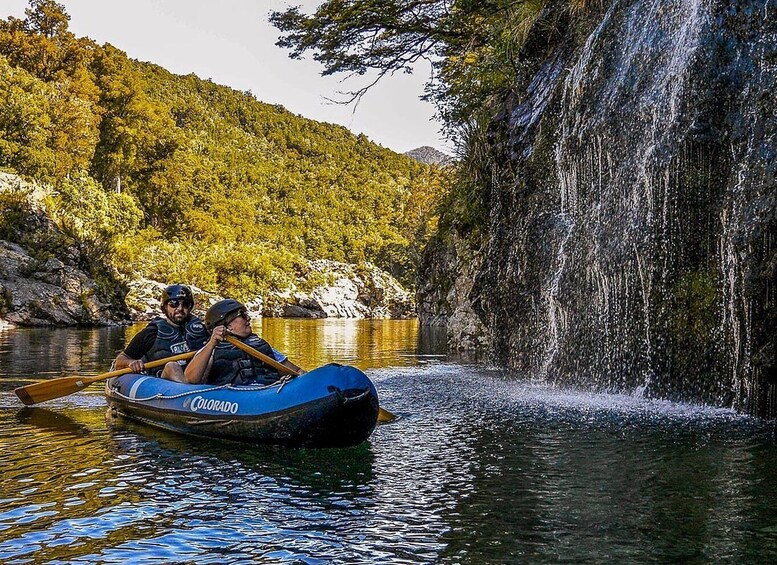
[209,325,227,345]
[129,359,145,373]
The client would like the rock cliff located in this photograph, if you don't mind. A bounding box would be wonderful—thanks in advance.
[264,260,415,319]
[0,173,128,326]
[418,0,777,414]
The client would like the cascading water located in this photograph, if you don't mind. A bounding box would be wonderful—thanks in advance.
[551,0,711,393]
[454,0,777,415]
[716,6,777,411]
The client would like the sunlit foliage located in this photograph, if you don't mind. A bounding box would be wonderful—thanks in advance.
[0,1,446,299]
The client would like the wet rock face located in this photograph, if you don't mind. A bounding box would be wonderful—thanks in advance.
[417,235,488,350]
[420,0,777,413]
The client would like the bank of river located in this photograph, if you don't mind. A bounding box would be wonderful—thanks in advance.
[1,320,777,562]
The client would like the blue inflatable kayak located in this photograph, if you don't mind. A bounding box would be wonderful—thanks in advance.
[104,363,379,447]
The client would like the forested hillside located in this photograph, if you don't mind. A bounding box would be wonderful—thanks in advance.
[0,0,446,301]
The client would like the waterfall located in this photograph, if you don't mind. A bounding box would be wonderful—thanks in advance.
[548,0,712,394]
[424,0,777,414]
[717,9,777,409]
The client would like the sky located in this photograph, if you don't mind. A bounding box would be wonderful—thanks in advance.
[1,0,449,154]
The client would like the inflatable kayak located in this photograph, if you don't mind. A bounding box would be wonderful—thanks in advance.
[104,363,379,447]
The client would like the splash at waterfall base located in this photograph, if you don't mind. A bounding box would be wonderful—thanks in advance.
[418,0,777,417]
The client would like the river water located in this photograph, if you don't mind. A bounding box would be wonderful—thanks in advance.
[1,319,777,563]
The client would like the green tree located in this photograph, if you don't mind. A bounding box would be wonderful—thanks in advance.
[0,55,100,181]
[48,174,142,245]
[91,44,179,198]
[270,0,538,114]
[0,0,100,180]
[0,56,55,177]
[0,0,96,82]
[24,0,69,38]
[1,1,448,297]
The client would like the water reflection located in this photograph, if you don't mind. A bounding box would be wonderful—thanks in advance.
[2,323,777,562]
[0,320,438,393]
[0,326,126,386]
[14,407,92,437]
[106,415,377,493]
[260,318,444,370]
[1,405,379,563]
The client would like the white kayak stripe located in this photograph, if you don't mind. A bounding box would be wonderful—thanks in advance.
[129,376,151,400]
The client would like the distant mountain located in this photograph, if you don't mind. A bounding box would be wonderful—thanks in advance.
[404,146,454,166]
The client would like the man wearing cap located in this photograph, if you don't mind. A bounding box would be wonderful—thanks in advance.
[114,284,208,382]
[184,299,303,385]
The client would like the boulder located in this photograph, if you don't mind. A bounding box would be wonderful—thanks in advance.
[265,260,415,319]
[0,240,124,326]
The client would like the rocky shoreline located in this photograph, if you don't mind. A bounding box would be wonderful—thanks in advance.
[0,240,125,328]
[1,173,416,328]
[0,172,128,328]
[124,260,414,324]
[0,253,416,328]
[1,249,417,332]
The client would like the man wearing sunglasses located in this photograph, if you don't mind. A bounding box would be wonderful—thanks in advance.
[113,284,208,382]
[184,298,303,386]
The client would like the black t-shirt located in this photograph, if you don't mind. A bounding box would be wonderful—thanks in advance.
[122,324,158,359]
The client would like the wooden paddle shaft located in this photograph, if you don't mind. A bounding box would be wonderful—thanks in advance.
[14,350,197,406]
[89,351,198,383]
[225,335,302,376]
[225,334,396,422]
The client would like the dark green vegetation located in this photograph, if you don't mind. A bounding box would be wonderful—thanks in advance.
[271,0,589,237]
[0,0,446,300]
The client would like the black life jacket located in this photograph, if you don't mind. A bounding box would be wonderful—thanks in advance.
[209,334,281,386]
[142,316,208,375]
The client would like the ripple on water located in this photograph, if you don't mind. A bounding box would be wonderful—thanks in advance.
[1,364,777,563]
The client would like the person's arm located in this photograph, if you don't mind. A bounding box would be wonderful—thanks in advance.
[114,326,157,372]
[184,326,226,384]
[114,351,146,373]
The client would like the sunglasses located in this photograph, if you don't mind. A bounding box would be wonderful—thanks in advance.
[166,299,189,309]
[224,309,250,325]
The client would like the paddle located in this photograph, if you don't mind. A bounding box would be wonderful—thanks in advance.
[224,335,397,423]
[14,351,197,406]
[225,334,304,376]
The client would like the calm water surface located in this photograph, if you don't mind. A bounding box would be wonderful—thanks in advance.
[2,319,777,563]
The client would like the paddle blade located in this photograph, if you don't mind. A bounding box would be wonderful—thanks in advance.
[15,376,93,406]
[378,406,397,423]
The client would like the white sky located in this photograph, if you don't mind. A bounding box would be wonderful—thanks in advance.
[2,0,449,154]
